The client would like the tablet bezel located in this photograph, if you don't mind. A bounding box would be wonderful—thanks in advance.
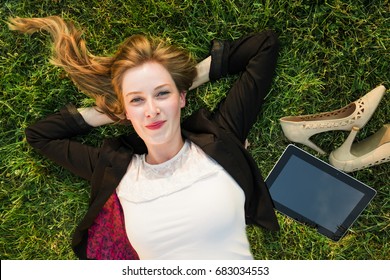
[265,144,376,241]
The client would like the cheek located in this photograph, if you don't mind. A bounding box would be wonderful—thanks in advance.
[166,100,183,117]
[125,107,140,122]
[125,107,131,120]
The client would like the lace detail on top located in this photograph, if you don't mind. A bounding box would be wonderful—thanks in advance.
[117,140,221,203]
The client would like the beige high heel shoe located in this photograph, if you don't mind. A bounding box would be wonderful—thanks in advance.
[329,125,390,172]
[280,85,386,154]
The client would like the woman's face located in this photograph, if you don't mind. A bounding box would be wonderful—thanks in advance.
[122,61,185,147]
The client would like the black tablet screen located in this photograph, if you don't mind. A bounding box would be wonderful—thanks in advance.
[269,154,365,233]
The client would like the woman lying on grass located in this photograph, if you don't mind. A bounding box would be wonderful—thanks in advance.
[9,16,279,260]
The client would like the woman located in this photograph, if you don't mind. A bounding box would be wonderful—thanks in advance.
[9,16,279,259]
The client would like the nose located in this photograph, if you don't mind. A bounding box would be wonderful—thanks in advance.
[144,99,160,118]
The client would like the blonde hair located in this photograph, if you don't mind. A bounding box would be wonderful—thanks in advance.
[8,16,197,121]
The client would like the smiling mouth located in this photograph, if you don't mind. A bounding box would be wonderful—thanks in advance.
[145,121,166,130]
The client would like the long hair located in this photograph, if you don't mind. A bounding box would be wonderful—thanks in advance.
[8,16,197,121]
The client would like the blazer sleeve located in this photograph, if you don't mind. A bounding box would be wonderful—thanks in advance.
[209,31,279,143]
[25,104,100,181]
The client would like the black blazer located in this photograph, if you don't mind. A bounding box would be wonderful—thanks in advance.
[25,31,280,259]
[25,104,279,258]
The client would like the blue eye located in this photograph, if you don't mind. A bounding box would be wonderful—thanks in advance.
[157,91,170,97]
[130,97,143,103]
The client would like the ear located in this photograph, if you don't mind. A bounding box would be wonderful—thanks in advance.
[180,91,187,108]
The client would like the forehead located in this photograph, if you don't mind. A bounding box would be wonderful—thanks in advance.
[122,62,175,94]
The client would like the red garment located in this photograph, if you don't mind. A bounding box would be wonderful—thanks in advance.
[87,192,138,259]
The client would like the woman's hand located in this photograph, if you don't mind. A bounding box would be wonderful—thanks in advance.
[77,107,117,127]
[189,56,211,90]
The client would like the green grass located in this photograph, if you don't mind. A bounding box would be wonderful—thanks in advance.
[1,0,389,260]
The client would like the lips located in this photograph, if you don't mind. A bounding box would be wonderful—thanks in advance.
[145,121,166,130]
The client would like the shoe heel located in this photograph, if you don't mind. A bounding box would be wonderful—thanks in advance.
[280,120,327,154]
[335,127,360,155]
[300,139,326,154]
[329,127,359,169]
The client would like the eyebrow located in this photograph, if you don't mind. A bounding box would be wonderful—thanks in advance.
[125,84,170,97]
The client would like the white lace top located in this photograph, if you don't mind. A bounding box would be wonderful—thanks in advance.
[116,140,253,260]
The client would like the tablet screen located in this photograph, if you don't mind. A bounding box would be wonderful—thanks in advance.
[266,145,376,241]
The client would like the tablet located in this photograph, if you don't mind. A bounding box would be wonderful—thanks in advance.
[265,144,376,241]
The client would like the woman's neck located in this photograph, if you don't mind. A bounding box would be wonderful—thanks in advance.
[145,137,185,165]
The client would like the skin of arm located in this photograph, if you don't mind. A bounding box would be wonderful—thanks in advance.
[189,56,211,90]
[77,107,116,127]
[78,56,211,127]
